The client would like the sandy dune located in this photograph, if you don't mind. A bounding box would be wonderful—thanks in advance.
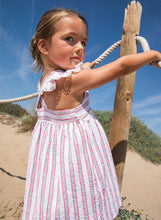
[122,151,161,219]
[0,115,161,219]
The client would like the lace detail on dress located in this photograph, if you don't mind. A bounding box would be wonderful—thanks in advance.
[38,62,84,95]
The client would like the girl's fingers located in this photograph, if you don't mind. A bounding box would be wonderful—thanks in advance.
[82,61,96,69]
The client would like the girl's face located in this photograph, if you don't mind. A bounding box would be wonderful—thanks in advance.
[45,16,88,71]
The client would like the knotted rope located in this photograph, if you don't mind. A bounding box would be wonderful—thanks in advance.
[0,36,160,104]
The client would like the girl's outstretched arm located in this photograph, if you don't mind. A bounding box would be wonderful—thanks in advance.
[72,50,161,93]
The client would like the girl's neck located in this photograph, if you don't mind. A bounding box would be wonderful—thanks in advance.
[41,64,64,84]
[40,66,55,84]
[43,63,65,75]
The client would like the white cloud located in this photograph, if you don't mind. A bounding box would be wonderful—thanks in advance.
[0,26,12,42]
[0,25,32,80]
[133,93,161,109]
[0,25,22,58]
[132,93,161,137]
[16,46,32,80]
[134,106,161,117]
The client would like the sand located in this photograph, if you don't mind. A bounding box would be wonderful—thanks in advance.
[0,115,161,220]
[122,151,161,219]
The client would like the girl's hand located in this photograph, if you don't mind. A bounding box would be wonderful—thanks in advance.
[149,51,161,69]
[82,61,95,69]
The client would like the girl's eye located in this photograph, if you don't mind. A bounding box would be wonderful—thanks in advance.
[81,41,87,47]
[65,37,73,42]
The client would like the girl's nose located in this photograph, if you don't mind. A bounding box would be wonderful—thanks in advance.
[75,41,84,53]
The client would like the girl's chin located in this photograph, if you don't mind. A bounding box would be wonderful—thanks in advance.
[48,61,82,71]
[61,64,81,70]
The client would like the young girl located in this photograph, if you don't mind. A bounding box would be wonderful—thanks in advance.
[22,8,161,220]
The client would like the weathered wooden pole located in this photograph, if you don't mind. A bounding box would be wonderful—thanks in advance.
[109,1,142,190]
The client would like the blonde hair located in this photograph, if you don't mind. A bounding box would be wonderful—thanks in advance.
[30,8,88,72]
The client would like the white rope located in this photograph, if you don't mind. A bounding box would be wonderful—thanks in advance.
[0,93,39,104]
[135,36,161,69]
[0,36,160,104]
[93,40,122,67]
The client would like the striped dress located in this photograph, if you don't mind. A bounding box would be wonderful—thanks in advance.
[22,64,121,220]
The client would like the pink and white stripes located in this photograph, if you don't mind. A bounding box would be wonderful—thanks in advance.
[22,92,121,220]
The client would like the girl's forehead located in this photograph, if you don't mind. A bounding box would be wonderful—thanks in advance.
[55,16,88,32]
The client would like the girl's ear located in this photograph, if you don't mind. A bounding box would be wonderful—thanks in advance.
[37,39,49,55]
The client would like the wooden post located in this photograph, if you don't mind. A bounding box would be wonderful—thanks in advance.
[108,1,142,190]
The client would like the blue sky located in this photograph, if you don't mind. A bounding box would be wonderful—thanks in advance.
[0,0,161,137]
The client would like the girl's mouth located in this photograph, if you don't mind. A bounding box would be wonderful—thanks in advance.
[72,56,81,61]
